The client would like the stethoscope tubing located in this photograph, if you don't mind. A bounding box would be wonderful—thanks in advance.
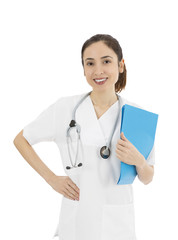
[66,91,122,169]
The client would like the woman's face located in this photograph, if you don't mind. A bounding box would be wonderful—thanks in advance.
[83,41,124,92]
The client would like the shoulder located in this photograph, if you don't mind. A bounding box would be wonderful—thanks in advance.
[119,95,143,109]
[55,92,87,103]
[53,92,88,109]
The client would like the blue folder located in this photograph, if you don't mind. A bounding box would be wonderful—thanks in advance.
[117,104,159,185]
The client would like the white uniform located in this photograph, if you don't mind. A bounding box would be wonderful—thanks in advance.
[23,92,155,240]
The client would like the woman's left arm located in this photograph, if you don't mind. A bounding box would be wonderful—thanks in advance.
[115,132,154,185]
[135,156,154,185]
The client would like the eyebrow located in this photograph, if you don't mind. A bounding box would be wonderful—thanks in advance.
[85,56,113,62]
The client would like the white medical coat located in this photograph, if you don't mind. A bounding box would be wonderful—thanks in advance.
[23,92,155,240]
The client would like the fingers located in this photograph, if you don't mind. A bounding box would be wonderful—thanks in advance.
[117,138,128,148]
[66,184,79,200]
[68,178,80,194]
[120,132,128,141]
[116,147,124,159]
[116,143,126,153]
[63,188,79,201]
[63,177,80,201]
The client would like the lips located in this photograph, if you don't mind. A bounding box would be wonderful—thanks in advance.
[93,77,108,85]
[93,77,108,82]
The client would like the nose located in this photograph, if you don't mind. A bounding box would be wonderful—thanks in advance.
[94,63,104,76]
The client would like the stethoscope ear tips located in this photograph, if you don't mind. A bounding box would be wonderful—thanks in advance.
[66,163,82,170]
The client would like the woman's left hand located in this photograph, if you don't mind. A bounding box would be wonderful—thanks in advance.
[115,132,144,167]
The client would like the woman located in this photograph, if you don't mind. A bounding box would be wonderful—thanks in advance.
[13,34,155,240]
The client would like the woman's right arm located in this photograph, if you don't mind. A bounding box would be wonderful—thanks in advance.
[13,130,80,201]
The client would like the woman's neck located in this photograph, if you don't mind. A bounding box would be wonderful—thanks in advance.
[90,90,118,108]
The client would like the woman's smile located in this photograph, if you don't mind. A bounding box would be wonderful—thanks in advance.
[83,41,120,91]
[93,77,108,85]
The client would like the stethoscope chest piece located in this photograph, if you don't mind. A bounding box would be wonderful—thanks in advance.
[100,146,111,159]
[65,91,121,169]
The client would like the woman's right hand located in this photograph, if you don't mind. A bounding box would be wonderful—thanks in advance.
[48,175,80,201]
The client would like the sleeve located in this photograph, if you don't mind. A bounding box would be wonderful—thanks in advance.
[23,101,57,146]
[146,144,155,166]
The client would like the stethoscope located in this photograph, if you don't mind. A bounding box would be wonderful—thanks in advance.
[66,91,121,170]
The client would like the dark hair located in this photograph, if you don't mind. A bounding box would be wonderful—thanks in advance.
[81,34,126,93]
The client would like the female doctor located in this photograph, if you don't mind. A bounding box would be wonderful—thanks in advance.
[13,34,155,240]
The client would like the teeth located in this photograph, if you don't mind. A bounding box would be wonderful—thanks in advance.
[94,78,107,82]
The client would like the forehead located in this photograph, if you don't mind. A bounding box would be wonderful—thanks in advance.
[83,41,116,59]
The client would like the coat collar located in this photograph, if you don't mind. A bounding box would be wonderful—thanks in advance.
[75,92,125,146]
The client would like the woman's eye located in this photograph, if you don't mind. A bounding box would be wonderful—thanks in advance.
[87,62,93,66]
[104,60,111,64]
[86,60,111,66]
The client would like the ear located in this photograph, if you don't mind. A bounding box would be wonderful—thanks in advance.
[119,59,125,73]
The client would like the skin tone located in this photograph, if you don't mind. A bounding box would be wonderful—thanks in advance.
[83,41,124,108]
[13,130,80,201]
[13,41,154,205]
[83,41,154,184]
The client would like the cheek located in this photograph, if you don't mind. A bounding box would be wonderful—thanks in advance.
[84,68,92,78]
[84,70,94,85]
[114,72,119,83]
[107,66,119,78]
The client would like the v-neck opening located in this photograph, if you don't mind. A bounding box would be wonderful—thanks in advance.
[76,92,121,147]
[88,94,119,121]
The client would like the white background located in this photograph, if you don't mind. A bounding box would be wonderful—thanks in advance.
[1,0,178,239]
